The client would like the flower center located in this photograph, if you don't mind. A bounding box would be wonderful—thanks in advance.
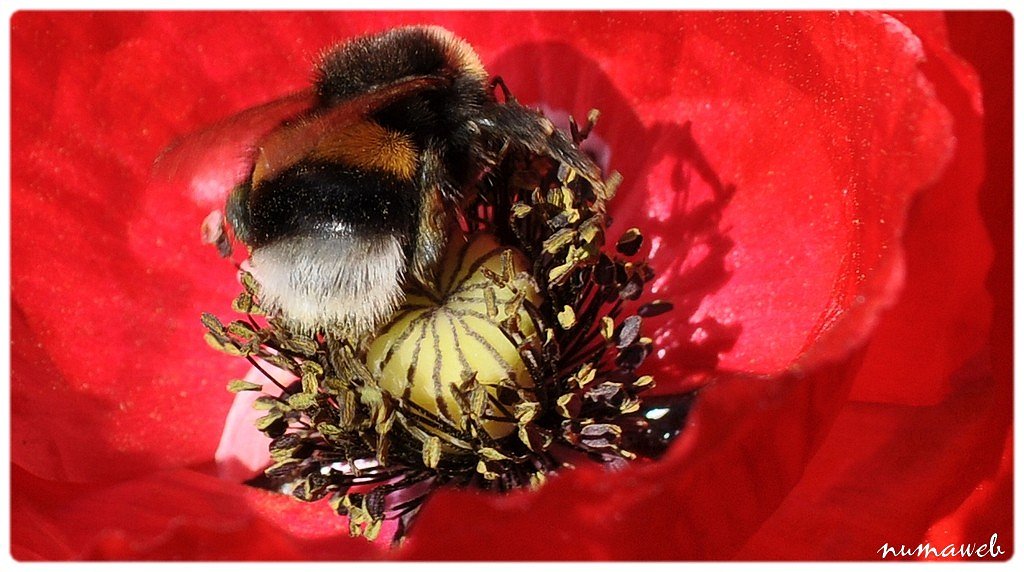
[366,231,541,438]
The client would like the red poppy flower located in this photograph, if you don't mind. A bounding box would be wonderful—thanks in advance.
[10,11,1011,560]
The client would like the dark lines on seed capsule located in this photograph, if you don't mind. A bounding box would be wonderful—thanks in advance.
[402,318,430,401]
[441,236,473,294]
[382,308,434,369]
[448,280,494,294]
[386,308,418,328]
[449,311,515,378]
[451,307,519,333]
[440,308,475,384]
[449,246,506,296]
[429,316,452,422]
[396,300,435,312]
[445,284,501,305]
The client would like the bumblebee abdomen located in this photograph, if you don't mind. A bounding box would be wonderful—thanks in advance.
[250,230,407,338]
[244,161,419,248]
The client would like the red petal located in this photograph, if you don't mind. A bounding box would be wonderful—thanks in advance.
[12,12,247,480]
[735,11,1012,559]
[849,12,995,406]
[11,11,997,561]
[490,13,955,379]
[11,465,384,560]
[402,12,964,559]
[736,356,1011,559]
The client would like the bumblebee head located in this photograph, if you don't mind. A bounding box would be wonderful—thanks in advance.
[316,25,487,107]
[316,26,491,162]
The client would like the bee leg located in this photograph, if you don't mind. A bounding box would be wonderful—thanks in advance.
[200,209,234,258]
[569,109,601,145]
[409,145,454,291]
[488,76,515,103]
[481,101,604,186]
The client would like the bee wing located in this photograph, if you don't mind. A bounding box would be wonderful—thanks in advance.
[151,89,317,207]
[251,75,447,184]
[154,76,447,203]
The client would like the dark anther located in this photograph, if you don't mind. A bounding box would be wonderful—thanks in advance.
[638,300,673,318]
[615,315,642,348]
[595,254,616,285]
[584,381,623,403]
[619,393,697,460]
[264,417,288,438]
[496,385,520,405]
[579,423,621,449]
[615,228,643,256]
[614,343,650,371]
[619,275,644,300]
[270,433,303,451]
[366,489,386,519]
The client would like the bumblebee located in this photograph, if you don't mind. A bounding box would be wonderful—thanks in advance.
[223,25,600,337]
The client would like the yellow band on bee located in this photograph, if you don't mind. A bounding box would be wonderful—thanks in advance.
[313,121,418,180]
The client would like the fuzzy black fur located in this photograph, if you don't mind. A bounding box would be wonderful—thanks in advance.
[316,26,491,187]
[242,161,417,248]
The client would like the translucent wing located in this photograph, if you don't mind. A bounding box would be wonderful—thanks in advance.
[151,90,316,208]
[153,76,449,207]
